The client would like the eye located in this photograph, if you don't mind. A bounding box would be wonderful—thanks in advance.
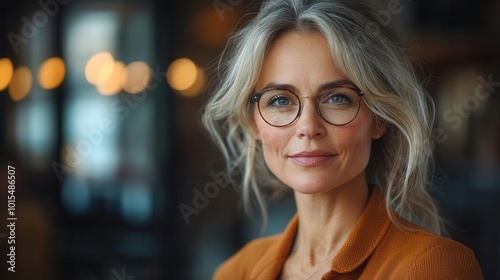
[320,87,358,107]
[328,94,350,104]
[268,95,292,107]
[260,90,298,109]
[323,93,352,106]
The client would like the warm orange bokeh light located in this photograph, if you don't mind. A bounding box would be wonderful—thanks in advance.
[177,67,206,98]
[85,52,115,85]
[167,58,206,98]
[8,66,33,101]
[123,61,152,94]
[0,58,14,91]
[167,58,198,91]
[97,61,125,95]
[38,57,66,90]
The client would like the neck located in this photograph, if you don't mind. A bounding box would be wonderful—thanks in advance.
[292,172,369,266]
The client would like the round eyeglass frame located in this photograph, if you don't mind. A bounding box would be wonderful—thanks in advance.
[251,87,364,127]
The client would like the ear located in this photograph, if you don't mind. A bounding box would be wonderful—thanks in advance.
[371,117,387,140]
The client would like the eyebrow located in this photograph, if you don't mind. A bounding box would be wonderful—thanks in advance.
[257,79,358,94]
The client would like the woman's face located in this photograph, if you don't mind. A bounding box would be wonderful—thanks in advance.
[253,31,385,194]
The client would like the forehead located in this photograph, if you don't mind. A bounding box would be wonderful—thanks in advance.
[256,31,347,91]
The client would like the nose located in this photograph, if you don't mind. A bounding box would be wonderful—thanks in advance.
[295,97,326,139]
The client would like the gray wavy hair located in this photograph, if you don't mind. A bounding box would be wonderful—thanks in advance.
[203,0,443,234]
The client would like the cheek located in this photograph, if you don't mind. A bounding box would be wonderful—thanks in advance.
[254,110,290,162]
[338,115,375,163]
[255,108,277,145]
[257,123,286,154]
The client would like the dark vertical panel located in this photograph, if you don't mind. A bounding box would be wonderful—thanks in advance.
[152,0,186,277]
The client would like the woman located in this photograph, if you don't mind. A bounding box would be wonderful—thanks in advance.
[203,0,483,279]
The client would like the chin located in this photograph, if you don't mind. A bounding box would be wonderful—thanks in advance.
[287,181,337,195]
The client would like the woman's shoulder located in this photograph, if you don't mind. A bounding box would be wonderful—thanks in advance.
[387,220,476,257]
[213,215,298,279]
[213,234,284,279]
[373,221,483,279]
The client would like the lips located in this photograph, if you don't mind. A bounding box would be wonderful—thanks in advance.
[289,150,336,166]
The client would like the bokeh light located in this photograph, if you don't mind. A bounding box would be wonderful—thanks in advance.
[167,58,198,91]
[0,58,14,91]
[177,67,207,98]
[122,61,152,94]
[8,66,33,101]
[97,61,125,95]
[85,52,115,85]
[38,57,66,90]
[167,58,206,98]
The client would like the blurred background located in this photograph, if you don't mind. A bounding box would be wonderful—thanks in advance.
[0,0,499,279]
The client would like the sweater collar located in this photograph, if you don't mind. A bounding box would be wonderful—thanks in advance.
[250,186,391,279]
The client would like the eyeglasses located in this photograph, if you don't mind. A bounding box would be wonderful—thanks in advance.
[251,86,364,127]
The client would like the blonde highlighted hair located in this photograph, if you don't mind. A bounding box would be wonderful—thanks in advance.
[203,0,444,234]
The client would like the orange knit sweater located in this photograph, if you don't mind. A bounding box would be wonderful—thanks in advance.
[213,187,483,279]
